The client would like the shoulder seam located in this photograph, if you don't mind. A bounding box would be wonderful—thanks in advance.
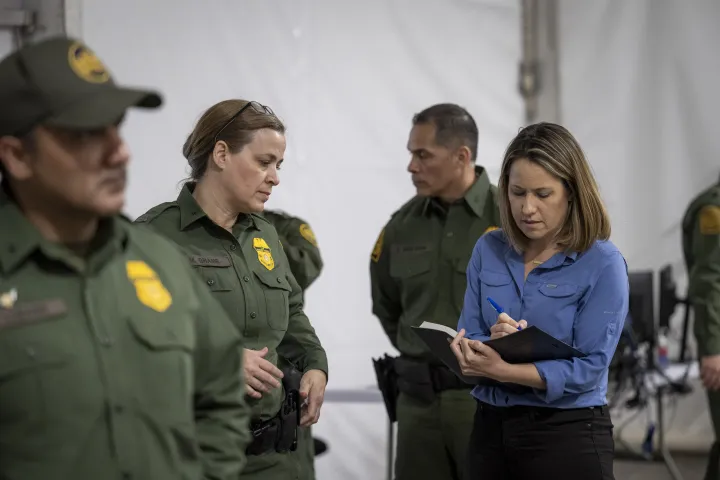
[134,202,177,223]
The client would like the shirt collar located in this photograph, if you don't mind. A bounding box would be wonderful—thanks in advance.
[421,166,492,218]
[178,182,259,232]
[500,232,579,268]
[0,193,128,275]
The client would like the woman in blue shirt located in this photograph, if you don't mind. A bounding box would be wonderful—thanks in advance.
[450,122,628,480]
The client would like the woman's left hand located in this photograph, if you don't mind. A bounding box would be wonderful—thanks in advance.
[450,329,507,380]
[299,369,327,427]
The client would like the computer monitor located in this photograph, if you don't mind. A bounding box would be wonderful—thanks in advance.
[628,270,655,344]
[659,264,678,329]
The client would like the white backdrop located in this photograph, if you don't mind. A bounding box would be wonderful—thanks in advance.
[27,0,715,477]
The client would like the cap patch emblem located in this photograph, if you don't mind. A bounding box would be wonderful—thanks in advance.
[68,42,110,84]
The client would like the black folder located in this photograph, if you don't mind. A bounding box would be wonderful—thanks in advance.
[411,322,586,386]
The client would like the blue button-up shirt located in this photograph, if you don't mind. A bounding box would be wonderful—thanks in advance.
[457,229,629,408]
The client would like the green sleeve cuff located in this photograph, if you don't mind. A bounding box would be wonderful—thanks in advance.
[302,351,329,382]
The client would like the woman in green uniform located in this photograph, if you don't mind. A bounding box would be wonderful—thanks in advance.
[135,99,328,480]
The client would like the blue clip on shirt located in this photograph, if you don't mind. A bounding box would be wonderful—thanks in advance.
[457,229,629,408]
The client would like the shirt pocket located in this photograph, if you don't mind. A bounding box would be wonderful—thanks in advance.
[253,269,292,331]
[126,312,196,422]
[195,266,233,292]
[0,303,72,425]
[479,270,514,325]
[536,282,580,342]
[389,251,433,312]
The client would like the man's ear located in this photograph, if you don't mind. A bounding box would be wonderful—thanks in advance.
[456,145,473,166]
[211,140,230,170]
[0,136,34,182]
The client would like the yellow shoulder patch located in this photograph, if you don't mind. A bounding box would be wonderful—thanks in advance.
[299,223,318,247]
[484,225,499,234]
[253,238,275,270]
[699,206,720,235]
[371,228,385,263]
[126,261,172,312]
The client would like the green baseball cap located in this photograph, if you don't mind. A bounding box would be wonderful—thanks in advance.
[0,36,162,137]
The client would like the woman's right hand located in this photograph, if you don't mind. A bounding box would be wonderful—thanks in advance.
[489,313,528,340]
[243,347,284,399]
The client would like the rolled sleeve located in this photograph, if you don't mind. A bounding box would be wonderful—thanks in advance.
[458,238,491,341]
[532,362,565,403]
[531,252,628,404]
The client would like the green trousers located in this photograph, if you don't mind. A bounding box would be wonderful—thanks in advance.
[297,426,315,480]
[705,390,720,480]
[395,389,476,480]
[240,426,314,479]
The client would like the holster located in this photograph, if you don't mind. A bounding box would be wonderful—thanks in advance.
[372,354,400,422]
[395,356,469,404]
[246,364,302,456]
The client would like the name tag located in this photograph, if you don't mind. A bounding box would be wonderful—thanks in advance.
[395,244,431,254]
[189,255,232,267]
[0,299,68,330]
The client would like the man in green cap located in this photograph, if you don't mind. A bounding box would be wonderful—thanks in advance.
[0,36,250,479]
[682,177,720,480]
[369,103,500,480]
[262,209,324,479]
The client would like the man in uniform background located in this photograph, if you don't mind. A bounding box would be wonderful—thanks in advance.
[263,209,325,479]
[369,103,500,480]
[0,37,249,479]
[682,177,720,480]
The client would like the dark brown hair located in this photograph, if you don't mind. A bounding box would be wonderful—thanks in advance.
[498,122,611,253]
[182,99,285,181]
[412,103,479,161]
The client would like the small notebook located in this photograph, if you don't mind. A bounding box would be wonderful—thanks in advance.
[411,322,586,386]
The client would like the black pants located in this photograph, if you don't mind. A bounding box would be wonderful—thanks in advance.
[464,401,615,480]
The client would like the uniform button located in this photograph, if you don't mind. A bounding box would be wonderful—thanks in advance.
[100,337,113,347]
[243,276,250,282]
[447,232,454,237]
[207,279,215,286]
[230,244,237,251]
[276,277,282,283]
[250,312,257,319]
[25,347,36,358]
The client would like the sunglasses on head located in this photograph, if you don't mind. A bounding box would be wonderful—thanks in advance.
[213,101,274,144]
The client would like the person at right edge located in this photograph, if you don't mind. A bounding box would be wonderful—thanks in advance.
[135,99,328,480]
[369,103,500,480]
[451,123,628,480]
[682,176,720,480]
[263,209,324,479]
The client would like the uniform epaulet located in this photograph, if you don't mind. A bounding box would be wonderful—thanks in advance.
[251,213,272,226]
[388,196,426,226]
[134,202,177,224]
[263,208,288,218]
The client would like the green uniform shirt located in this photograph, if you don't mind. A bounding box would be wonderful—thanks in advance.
[0,194,249,480]
[682,179,720,356]
[369,166,501,362]
[262,210,323,291]
[135,184,328,421]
